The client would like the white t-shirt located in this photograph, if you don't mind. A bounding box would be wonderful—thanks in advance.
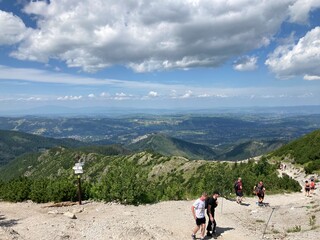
[193,198,205,218]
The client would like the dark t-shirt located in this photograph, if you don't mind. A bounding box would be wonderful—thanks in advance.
[235,181,242,192]
[256,184,265,195]
[207,197,218,214]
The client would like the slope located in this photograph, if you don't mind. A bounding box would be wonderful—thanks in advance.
[127,133,218,160]
[269,129,320,173]
[0,129,87,166]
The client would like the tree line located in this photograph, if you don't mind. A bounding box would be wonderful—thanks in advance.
[0,156,300,205]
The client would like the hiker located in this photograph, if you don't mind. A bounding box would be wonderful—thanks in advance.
[305,180,311,197]
[191,192,207,240]
[254,181,265,205]
[234,177,243,204]
[310,178,315,194]
[206,191,220,237]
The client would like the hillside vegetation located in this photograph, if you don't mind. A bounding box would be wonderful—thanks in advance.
[127,133,217,160]
[0,129,87,166]
[2,129,319,205]
[0,130,284,167]
[269,129,320,173]
[0,148,300,205]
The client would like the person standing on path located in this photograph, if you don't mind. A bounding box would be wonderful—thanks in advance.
[305,180,311,197]
[254,181,266,206]
[191,192,207,240]
[234,177,243,204]
[206,191,220,237]
[310,178,315,195]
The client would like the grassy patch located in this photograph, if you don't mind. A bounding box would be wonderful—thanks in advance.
[286,225,301,233]
[309,215,316,228]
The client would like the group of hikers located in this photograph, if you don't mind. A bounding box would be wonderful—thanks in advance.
[191,178,266,240]
[191,174,318,239]
[305,178,316,197]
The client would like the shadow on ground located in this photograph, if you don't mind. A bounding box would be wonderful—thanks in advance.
[0,214,19,227]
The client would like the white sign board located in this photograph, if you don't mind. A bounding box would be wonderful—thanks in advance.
[73,163,84,174]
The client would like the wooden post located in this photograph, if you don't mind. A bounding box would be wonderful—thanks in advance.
[77,174,82,205]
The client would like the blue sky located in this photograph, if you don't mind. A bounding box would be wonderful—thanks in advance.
[0,0,320,114]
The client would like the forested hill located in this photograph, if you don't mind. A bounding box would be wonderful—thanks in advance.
[127,133,218,160]
[269,129,320,173]
[127,133,285,161]
[0,129,87,166]
[0,149,301,204]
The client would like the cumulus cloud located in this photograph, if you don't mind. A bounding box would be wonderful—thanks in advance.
[181,90,193,99]
[148,91,158,97]
[57,95,83,101]
[4,0,301,72]
[114,92,129,100]
[0,10,29,45]
[265,27,320,79]
[304,75,320,81]
[288,0,320,24]
[233,56,258,71]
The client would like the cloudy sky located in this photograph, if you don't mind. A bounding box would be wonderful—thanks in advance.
[0,0,320,114]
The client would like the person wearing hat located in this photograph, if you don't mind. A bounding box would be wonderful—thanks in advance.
[206,191,220,237]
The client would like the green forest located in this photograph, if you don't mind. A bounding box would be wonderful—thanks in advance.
[0,151,300,205]
[1,128,319,206]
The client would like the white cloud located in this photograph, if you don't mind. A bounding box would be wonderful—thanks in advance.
[198,93,210,98]
[304,75,320,81]
[148,91,158,97]
[233,56,258,71]
[57,95,82,101]
[4,0,306,72]
[114,92,130,100]
[17,96,42,101]
[288,0,320,24]
[0,10,29,45]
[181,90,193,99]
[100,92,110,97]
[88,93,95,98]
[265,27,320,79]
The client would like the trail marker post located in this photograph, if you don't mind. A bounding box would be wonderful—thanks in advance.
[73,161,84,205]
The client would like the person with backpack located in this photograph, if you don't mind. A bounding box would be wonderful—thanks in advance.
[191,192,207,240]
[305,180,311,197]
[206,191,220,237]
[234,177,243,204]
[254,181,265,206]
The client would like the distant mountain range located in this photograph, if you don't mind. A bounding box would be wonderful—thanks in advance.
[0,113,319,149]
[0,129,87,166]
[127,133,218,160]
[0,129,319,184]
[2,105,320,116]
[0,128,286,169]
[0,112,319,169]
[127,133,286,161]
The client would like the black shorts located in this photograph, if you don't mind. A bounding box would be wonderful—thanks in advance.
[196,217,206,226]
[305,187,310,192]
[236,191,243,197]
[257,193,264,199]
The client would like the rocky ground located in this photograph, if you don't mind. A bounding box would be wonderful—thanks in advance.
[0,164,319,240]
